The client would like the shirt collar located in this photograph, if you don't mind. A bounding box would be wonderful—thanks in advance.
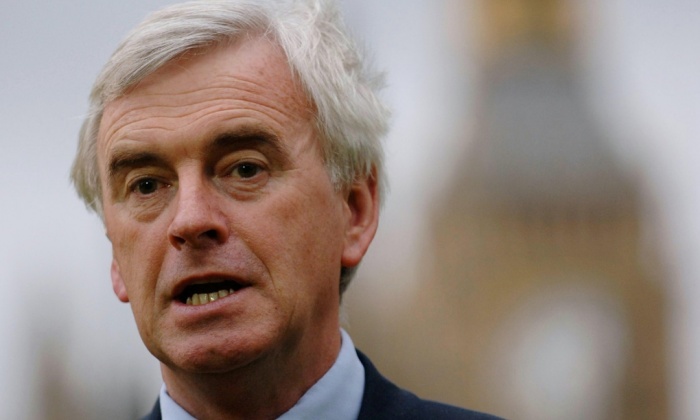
[159,329,365,420]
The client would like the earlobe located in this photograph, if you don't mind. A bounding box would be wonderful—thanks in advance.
[111,259,130,303]
[340,173,380,269]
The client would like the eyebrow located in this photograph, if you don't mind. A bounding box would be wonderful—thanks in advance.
[108,151,168,183]
[206,128,290,167]
[107,127,291,182]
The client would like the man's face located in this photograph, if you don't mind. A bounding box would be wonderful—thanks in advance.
[97,37,377,373]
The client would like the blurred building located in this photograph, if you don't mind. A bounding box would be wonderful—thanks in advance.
[348,1,669,419]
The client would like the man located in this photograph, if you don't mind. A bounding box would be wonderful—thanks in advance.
[71,1,501,419]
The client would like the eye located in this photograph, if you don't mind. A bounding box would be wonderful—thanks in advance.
[232,162,263,179]
[130,178,162,195]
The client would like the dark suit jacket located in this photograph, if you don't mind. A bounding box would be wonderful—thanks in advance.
[141,350,503,419]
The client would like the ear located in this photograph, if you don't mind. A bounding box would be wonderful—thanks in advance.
[341,173,380,269]
[111,259,130,303]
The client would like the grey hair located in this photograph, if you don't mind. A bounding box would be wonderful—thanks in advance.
[71,0,389,294]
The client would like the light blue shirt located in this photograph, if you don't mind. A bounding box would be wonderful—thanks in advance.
[160,329,365,420]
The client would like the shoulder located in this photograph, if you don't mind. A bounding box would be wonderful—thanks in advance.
[140,399,161,420]
[356,350,504,420]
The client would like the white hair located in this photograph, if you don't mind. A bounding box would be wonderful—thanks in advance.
[71,0,389,294]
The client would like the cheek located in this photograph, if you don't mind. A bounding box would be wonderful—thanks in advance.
[109,215,165,294]
[265,184,340,245]
[112,227,142,272]
[244,183,345,287]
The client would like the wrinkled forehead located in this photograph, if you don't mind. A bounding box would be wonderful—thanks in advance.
[105,36,311,118]
[97,36,317,161]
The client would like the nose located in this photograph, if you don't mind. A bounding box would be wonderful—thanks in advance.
[168,178,230,249]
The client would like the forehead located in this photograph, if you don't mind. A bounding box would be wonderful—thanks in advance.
[97,36,314,156]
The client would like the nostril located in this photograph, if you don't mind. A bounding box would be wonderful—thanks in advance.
[204,229,219,240]
[170,229,222,249]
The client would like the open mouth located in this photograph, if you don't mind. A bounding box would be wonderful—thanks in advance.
[177,280,245,306]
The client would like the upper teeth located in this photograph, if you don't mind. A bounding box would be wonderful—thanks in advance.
[186,288,235,306]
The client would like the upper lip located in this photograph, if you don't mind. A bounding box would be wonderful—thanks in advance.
[170,273,249,300]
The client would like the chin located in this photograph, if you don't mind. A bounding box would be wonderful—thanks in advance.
[155,331,281,375]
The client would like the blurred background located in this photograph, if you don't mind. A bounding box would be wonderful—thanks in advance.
[1,0,698,418]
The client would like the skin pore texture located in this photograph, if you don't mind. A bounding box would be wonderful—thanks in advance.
[97,36,379,419]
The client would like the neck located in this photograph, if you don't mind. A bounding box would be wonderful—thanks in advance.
[161,329,342,420]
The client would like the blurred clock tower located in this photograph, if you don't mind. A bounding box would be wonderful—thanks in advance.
[354,1,670,419]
